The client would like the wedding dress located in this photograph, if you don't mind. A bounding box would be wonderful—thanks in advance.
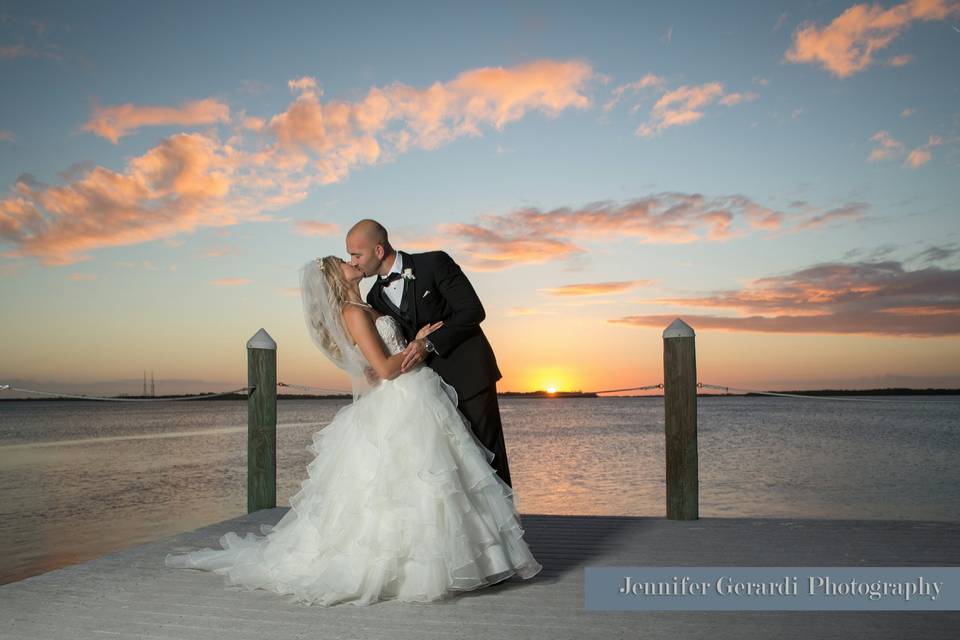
[164,314,542,606]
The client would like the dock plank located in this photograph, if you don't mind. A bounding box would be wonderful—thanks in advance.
[2,509,958,639]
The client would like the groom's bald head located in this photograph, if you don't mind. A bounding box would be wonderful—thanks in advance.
[348,219,389,246]
[346,219,394,277]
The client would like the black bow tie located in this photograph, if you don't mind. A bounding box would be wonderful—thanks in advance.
[378,272,403,287]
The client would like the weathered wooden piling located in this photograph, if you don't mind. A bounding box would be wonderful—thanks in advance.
[662,318,698,520]
[246,328,277,513]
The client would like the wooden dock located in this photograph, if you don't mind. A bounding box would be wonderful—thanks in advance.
[2,509,958,639]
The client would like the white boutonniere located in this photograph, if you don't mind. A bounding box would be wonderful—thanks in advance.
[401,268,416,280]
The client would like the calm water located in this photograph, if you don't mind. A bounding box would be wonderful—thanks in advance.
[0,395,957,585]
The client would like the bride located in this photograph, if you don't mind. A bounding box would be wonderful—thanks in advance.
[164,255,542,606]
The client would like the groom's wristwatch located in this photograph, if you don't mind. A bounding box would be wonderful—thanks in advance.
[424,338,437,354]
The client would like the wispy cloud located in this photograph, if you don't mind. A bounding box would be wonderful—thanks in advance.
[611,254,960,337]
[906,243,960,265]
[605,75,757,135]
[293,220,341,236]
[440,221,581,271]
[539,280,655,296]
[210,277,252,286]
[635,82,757,137]
[773,12,788,32]
[0,13,66,61]
[887,53,914,67]
[784,0,960,77]
[603,73,665,111]
[0,41,62,61]
[0,130,13,142]
[793,202,869,230]
[438,193,865,271]
[83,98,231,143]
[905,134,947,168]
[868,130,955,167]
[868,130,906,162]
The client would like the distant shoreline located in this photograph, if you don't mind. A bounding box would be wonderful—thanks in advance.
[1,387,958,401]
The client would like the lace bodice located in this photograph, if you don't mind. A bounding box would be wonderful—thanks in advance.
[376,315,408,356]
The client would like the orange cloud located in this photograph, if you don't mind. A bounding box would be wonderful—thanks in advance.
[288,76,319,94]
[784,0,960,77]
[266,59,595,183]
[0,132,253,266]
[612,255,960,337]
[540,280,655,296]
[1,60,594,266]
[210,277,252,286]
[83,98,231,143]
[869,130,954,167]
[436,194,866,270]
[293,220,341,236]
[905,147,932,168]
[0,130,14,142]
[636,82,756,137]
[868,130,905,162]
[603,73,665,111]
[887,53,914,67]
[439,222,581,271]
[905,134,947,168]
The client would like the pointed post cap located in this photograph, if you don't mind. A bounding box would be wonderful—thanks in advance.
[247,328,277,350]
[663,318,695,338]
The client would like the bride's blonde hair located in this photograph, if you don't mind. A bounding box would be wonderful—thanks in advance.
[313,255,354,361]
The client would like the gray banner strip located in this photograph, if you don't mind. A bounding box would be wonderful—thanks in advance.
[584,567,960,610]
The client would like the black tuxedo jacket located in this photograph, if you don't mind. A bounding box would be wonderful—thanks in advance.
[366,250,502,400]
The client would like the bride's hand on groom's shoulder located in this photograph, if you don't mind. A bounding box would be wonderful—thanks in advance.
[415,321,443,341]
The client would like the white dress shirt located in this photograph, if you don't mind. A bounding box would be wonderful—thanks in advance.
[380,252,405,309]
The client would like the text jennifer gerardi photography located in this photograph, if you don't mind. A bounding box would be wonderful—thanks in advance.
[583,567,960,611]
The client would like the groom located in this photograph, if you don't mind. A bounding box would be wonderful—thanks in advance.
[346,219,513,488]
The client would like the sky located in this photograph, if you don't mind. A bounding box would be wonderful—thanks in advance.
[1,0,959,398]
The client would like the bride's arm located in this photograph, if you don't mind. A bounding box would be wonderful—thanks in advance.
[342,305,406,381]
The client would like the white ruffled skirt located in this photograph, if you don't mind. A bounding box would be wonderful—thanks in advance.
[164,365,542,606]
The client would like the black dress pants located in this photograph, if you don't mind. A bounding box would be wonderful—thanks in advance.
[456,384,512,488]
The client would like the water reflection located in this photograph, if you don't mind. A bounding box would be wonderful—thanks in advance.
[1,396,957,584]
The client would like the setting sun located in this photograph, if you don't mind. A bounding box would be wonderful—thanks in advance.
[547,387,557,394]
